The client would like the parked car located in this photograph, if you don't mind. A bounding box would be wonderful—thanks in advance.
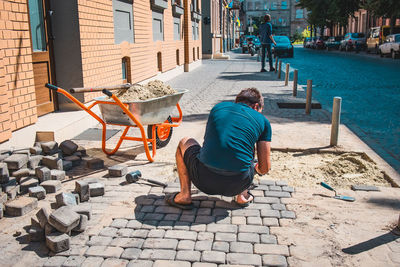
[305,37,315,48]
[303,37,311,48]
[367,25,400,53]
[325,36,343,50]
[272,36,294,58]
[339,33,366,52]
[379,34,400,59]
[314,37,327,50]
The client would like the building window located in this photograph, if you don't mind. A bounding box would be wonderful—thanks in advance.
[296,9,304,19]
[271,2,277,10]
[281,1,288,9]
[153,11,164,41]
[113,0,134,44]
[122,57,131,83]
[174,17,181,40]
[28,0,46,51]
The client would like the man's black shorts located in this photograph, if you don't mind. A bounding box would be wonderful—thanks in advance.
[183,145,254,197]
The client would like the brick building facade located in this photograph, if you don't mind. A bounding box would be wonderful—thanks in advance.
[0,0,202,143]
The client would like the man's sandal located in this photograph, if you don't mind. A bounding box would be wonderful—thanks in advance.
[233,192,254,207]
[165,192,194,210]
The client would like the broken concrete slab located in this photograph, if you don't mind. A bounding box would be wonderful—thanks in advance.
[73,214,88,232]
[48,206,80,233]
[41,180,62,194]
[108,165,128,177]
[60,140,78,156]
[50,170,66,181]
[29,226,45,242]
[56,192,77,207]
[351,184,380,191]
[46,232,70,253]
[75,180,90,202]
[89,183,105,197]
[28,155,43,169]
[4,154,29,170]
[5,197,38,216]
[28,186,46,200]
[36,207,50,228]
[0,163,9,184]
[35,167,51,183]
[42,156,63,171]
[41,141,59,155]
[19,177,39,194]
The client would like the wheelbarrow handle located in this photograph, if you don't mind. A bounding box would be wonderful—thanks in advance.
[45,83,58,91]
[102,89,113,97]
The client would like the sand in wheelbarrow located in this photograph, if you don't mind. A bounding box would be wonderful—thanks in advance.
[115,80,177,101]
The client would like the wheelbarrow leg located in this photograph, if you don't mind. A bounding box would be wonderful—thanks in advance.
[102,126,130,155]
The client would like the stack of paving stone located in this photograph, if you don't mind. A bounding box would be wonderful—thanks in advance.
[0,140,105,218]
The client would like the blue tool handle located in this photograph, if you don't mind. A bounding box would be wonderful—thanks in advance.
[144,178,167,188]
[320,182,334,191]
[45,83,58,91]
[102,89,113,97]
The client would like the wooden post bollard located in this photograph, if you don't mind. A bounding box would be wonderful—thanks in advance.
[330,97,342,146]
[275,57,278,73]
[305,80,312,115]
[284,63,290,86]
[278,61,282,79]
[293,69,298,97]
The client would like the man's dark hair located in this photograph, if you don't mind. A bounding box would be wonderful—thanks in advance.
[235,88,264,108]
[264,14,271,23]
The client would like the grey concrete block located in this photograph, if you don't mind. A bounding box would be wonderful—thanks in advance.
[42,156,63,170]
[56,192,77,207]
[254,196,280,204]
[143,238,178,250]
[84,245,124,258]
[0,192,7,204]
[351,184,380,191]
[238,225,269,234]
[81,257,104,267]
[4,154,29,170]
[117,228,133,237]
[86,158,104,169]
[72,214,88,232]
[261,209,281,218]
[231,209,260,217]
[247,216,262,225]
[229,242,253,253]
[147,229,165,238]
[110,237,144,248]
[195,240,213,251]
[73,193,79,205]
[212,241,229,252]
[177,240,195,250]
[43,256,67,267]
[99,227,118,237]
[0,162,9,184]
[127,260,153,267]
[2,177,17,191]
[64,156,81,167]
[36,207,50,228]
[206,223,237,233]
[120,248,142,260]
[164,230,197,240]
[237,232,260,243]
[280,210,296,219]
[5,196,38,216]
[19,177,39,194]
[215,233,236,242]
[60,140,78,156]
[262,254,288,267]
[196,232,214,241]
[194,215,215,224]
[132,229,149,238]
[275,180,288,186]
[71,205,92,220]
[176,250,201,262]
[201,251,226,264]
[264,191,291,198]
[192,263,218,267]
[63,161,73,171]
[88,182,104,197]
[139,249,176,260]
[86,236,113,246]
[282,186,295,193]
[41,141,59,155]
[108,165,128,177]
[29,226,45,242]
[254,244,290,256]
[227,253,262,266]
[153,260,191,267]
[262,218,279,226]
[272,203,286,211]
[62,255,87,267]
[35,166,51,183]
[110,218,128,228]
[75,181,90,202]
[51,170,66,181]
[260,234,278,244]
[29,146,42,155]
[49,206,81,233]
[11,168,30,181]
[28,186,46,200]
[14,149,30,157]
[5,185,19,200]
[45,223,57,235]
[41,180,62,194]
[46,232,70,253]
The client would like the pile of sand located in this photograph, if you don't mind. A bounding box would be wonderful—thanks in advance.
[115,80,176,101]
[264,151,392,189]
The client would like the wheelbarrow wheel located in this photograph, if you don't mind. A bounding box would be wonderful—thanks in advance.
[147,116,173,148]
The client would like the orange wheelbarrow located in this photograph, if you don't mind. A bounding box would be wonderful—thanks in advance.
[45,83,187,162]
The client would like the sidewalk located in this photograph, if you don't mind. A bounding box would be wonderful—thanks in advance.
[0,49,399,267]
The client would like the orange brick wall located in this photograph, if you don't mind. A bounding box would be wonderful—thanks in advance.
[184,0,202,69]
[0,0,37,143]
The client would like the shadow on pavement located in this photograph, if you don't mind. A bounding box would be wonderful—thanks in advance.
[366,197,400,210]
[342,231,400,254]
[218,73,277,81]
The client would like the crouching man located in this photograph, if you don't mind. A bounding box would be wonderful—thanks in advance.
[167,88,271,209]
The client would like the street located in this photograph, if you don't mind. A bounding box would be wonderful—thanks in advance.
[283,47,400,173]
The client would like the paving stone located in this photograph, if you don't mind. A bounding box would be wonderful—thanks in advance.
[126,220,143,229]
[45,223,57,235]
[272,203,286,211]
[75,181,90,202]
[29,146,42,155]
[176,250,201,262]
[154,205,181,214]
[275,181,288,186]
[42,156,63,170]
[111,218,128,228]
[264,191,291,198]
[61,256,86,267]
[89,182,105,197]
[254,244,290,256]
[27,155,43,169]
[177,240,195,250]
[237,232,260,243]
[196,232,214,241]
[135,197,155,205]
[0,192,7,204]
[19,177,40,195]
[247,216,262,225]
[280,210,296,219]
[195,215,215,224]
[178,214,194,223]
[43,256,67,267]
[199,200,215,208]
[153,260,191,267]
[51,170,66,181]
[216,216,231,224]
[41,180,62,193]
[254,197,280,204]
[226,253,262,266]
[41,141,59,155]
[5,196,38,216]
[139,249,176,260]
[99,227,118,237]
[261,209,281,218]
[229,242,253,253]
[110,237,144,248]
[215,200,237,209]
[182,208,197,216]
[212,241,229,252]
[4,154,28,170]
[46,232,70,253]
[35,166,51,183]
[71,205,92,220]
[269,185,282,191]
[201,251,226,264]
[171,222,190,230]
[143,238,178,250]
[28,186,46,200]
[192,263,217,267]
[212,208,230,217]
[0,163,9,183]
[132,229,149,238]
[64,156,81,167]
[263,218,280,226]
[63,161,73,171]
[231,216,246,225]
[148,229,165,238]
[29,226,45,242]
[260,234,278,244]
[108,165,128,177]
[282,186,295,193]
[206,224,237,233]
[165,230,197,240]
[86,236,113,246]
[141,205,156,213]
[4,184,19,200]
[215,232,237,242]
[141,220,158,229]
[127,260,153,267]
[121,248,142,260]
[190,224,207,232]
[12,168,30,180]
[100,258,129,267]
[195,240,213,251]
[251,190,265,197]
[73,214,88,232]
[59,140,78,156]
[53,245,88,257]
[84,246,124,258]
[86,158,104,169]
[144,213,164,221]
[81,257,104,267]
[262,254,288,267]
[238,225,269,234]
[116,228,133,237]
[49,206,80,233]
[56,192,78,207]
[196,208,211,216]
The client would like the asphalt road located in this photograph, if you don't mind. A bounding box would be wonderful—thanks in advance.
[283,46,400,173]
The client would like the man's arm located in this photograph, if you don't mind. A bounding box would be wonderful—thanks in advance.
[255,141,271,175]
[270,35,277,46]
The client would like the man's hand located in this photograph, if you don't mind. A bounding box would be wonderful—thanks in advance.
[256,141,271,175]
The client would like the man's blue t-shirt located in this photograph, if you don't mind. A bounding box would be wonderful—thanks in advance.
[260,22,273,44]
[198,102,272,173]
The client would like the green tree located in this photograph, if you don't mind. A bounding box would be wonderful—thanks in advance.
[364,0,400,34]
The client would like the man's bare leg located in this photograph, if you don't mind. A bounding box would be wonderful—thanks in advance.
[174,137,200,205]
[235,189,254,205]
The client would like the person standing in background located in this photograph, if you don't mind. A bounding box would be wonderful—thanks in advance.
[259,14,277,72]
